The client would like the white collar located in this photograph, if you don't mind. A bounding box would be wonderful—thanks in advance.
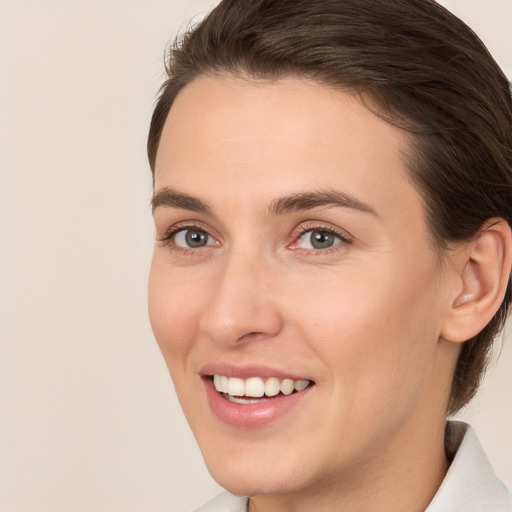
[426,421,511,511]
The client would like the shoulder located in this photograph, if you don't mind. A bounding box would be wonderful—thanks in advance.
[427,421,512,511]
[193,491,248,512]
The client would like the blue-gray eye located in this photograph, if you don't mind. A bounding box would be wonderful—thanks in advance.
[297,230,341,250]
[174,229,211,248]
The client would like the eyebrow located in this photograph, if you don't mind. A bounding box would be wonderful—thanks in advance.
[151,187,378,218]
[151,187,212,215]
[267,189,379,218]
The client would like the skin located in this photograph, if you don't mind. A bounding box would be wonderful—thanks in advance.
[148,75,466,512]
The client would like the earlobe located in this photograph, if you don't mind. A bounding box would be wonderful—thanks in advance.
[441,219,512,343]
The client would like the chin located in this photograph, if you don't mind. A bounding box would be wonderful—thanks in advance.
[212,471,304,499]
[202,447,313,498]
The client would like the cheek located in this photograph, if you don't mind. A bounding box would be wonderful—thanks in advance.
[148,256,203,373]
[286,261,441,403]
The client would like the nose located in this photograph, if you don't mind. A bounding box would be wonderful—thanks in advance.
[199,250,284,347]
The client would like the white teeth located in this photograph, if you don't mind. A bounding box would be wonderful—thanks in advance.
[212,375,312,398]
[227,396,263,405]
[245,377,265,397]
[264,377,280,397]
[295,380,309,392]
[227,377,245,397]
[280,379,295,395]
[221,375,229,394]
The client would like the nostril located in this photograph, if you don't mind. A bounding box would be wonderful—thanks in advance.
[238,331,265,342]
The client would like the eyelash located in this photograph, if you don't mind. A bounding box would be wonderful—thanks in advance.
[157,222,353,255]
[157,222,212,252]
[291,224,353,254]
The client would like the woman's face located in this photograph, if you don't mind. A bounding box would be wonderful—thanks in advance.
[149,76,455,498]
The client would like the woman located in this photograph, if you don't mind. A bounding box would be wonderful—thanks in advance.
[147,0,512,510]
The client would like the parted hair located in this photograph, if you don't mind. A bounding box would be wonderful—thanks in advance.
[148,0,512,414]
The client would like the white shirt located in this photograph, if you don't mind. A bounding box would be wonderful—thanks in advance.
[193,422,512,511]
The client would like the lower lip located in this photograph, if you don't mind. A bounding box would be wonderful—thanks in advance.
[203,378,313,428]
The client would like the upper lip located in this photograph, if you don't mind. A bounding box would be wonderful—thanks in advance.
[200,363,313,382]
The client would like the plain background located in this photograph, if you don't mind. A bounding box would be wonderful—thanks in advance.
[1,1,511,511]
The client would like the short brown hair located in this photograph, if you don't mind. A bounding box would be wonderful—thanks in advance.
[147,0,512,414]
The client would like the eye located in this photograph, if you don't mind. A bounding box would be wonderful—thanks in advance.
[295,229,344,250]
[173,228,216,248]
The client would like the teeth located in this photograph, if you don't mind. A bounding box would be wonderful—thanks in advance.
[245,377,265,397]
[280,379,295,395]
[228,377,245,396]
[227,396,263,405]
[221,375,229,393]
[295,380,310,392]
[213,375,312,398]
[265,377,280,397]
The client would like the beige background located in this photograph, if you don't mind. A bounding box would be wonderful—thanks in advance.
[1,1,511,511]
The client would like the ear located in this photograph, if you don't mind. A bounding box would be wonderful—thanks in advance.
[441,219,512,343]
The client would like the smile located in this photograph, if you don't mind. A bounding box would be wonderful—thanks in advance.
[203,372,315,427]
[213,375,312,403]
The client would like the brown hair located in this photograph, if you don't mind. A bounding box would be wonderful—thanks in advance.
[147,0,512,414]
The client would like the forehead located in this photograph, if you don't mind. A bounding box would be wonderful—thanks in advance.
[154,75,424,228]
